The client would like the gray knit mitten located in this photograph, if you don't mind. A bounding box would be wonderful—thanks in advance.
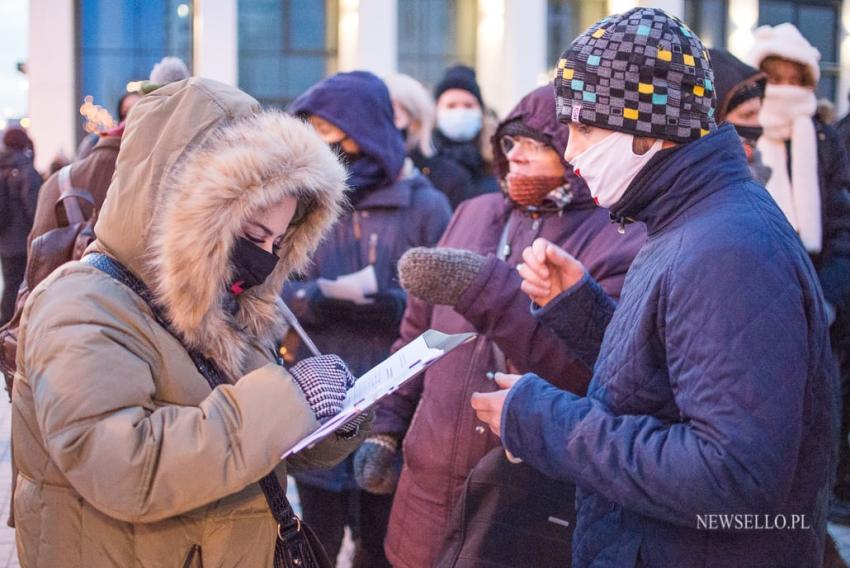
[398,247,487,306]
[353,434,402,494]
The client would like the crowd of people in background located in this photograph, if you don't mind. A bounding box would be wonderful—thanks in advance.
[1,7,850,567]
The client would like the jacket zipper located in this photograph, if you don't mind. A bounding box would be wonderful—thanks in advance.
[352,210,362,240]
[352,211,364,267]
[447,336,490,484]
[368,233,378,265]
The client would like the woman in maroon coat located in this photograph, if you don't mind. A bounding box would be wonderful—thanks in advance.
[354,84,645,568]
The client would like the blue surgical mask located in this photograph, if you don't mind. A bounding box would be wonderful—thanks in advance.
[437,108,483,142]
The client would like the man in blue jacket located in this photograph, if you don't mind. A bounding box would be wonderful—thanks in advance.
[471,8,839,567]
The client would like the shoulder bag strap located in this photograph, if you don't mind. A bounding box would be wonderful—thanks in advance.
[81,252,324,568]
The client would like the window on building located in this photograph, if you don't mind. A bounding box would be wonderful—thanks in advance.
[397,0,477,88]
[683,0,728,48]
[77,0,192,135]
[546,0,607,70]
[238,0,338,108]
[758,0,840,102]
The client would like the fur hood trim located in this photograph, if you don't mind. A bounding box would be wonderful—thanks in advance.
[94,79,348,379]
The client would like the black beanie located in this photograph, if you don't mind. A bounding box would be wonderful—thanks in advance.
[708,48,765,122]
[434,65,484,106]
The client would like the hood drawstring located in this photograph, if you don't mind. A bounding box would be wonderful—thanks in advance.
[610,213,634,235]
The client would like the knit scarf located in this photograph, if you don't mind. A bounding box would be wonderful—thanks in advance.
[757,84,821,253]
[342,153,388,206]
[504,173,565,207]
[433,130,485,175]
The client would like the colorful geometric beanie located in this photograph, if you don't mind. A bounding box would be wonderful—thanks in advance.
[554,7,716,143]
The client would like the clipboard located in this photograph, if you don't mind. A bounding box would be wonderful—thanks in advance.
[282,329,476,458]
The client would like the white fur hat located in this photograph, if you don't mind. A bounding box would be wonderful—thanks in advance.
[746,23,821,82]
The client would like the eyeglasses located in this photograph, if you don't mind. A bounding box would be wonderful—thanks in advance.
[499,135,550,157]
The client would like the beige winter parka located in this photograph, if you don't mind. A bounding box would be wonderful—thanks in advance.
[11,78,360,567]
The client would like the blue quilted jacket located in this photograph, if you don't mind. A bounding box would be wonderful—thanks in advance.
[502,125,839,567]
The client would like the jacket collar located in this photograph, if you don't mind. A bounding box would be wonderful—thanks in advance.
[610,124,753,235]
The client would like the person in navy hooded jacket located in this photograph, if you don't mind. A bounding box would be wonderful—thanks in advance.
[472,9,839,567]
[284,71,451,567]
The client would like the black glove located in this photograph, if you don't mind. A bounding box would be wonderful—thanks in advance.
[335,409,373,439]
[353,434,402,494]
[313,289,406,326]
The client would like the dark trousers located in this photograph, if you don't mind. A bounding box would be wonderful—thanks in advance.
[834,329,850,500]
[295,481,393,568]
[0,254,26,326]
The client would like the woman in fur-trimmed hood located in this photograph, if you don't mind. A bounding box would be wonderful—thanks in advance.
[11,77,365,567]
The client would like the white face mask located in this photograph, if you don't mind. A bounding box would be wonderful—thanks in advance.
[437,108,483,142]
[569,130,663,209]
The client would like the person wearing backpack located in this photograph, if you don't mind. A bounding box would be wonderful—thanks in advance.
[26,128,122,275]
[0,127,41,326]
[0,122,126,529]
[1,124,125,401]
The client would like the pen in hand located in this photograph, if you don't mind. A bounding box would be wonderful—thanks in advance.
[483,370,522,464]
[280,301,323,357]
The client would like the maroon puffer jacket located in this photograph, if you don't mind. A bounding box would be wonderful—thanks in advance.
[373,84,647,568]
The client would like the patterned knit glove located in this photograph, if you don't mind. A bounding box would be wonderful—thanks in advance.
[353,434,401,495]
[288,355,354,423]
[398,247,487,306]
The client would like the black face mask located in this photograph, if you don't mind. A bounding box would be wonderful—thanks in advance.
[734,124,764,143]
[229,237,279,295]
[329,141,361,167]
[328,141,385,193]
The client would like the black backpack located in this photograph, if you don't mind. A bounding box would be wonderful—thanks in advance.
[0,151,38,234]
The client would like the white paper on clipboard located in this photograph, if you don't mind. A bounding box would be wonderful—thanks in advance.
[282,330,476,459]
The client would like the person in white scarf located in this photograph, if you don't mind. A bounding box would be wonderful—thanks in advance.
[749,23,850,527]
[748,23,822,253]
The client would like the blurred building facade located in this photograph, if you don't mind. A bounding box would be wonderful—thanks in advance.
[27,0,850,171]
